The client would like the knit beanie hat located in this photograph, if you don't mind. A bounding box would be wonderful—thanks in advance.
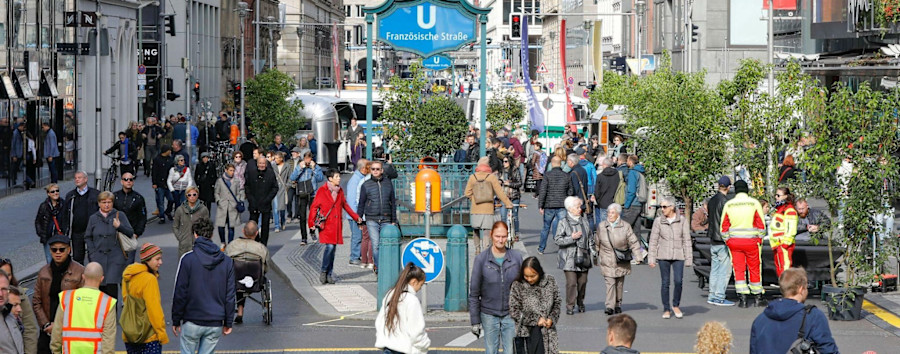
[140,243,162,263]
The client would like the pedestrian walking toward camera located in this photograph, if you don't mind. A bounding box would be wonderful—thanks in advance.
[35,184,69,265]
[497,157,522,241]
[152,147,175,224]
[594,203,643,315]
[601,314,639,354]
[554,196,595,315]
[308,168,362,284]
[537,156,573,254]
[647,198,692,320]
[194,153,217,208]
[1,260,39,354]
[167,155,194,209]
[0,270,24,354]
[64,171,101,265]
[509,257,560,354]
[245,157,279,246]
[750,268,838,354]
[465,157,513,254]
[121,243,169,354]
[171,218,235,354]
[173,187,210,257]
[49,262,117,354]
[29,234,85,354]
[345,159,370,265]
[358,160,397,271]
[705,176,734,306]
[290,152,324,245]
[114,172,147,264]
[215,164,243,246]
[720,180,767,308]
[375,263,430,354]
[469,221,523,354]
[85,191,135,300]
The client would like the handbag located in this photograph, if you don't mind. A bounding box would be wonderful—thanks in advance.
[572,221,593,269]
[120,279,154,344]
[314,200,339,230]
[788,305,820,354]
[223,178,246,213]
[606,225,633,264]
[573,171,593,215]
[295,169,315,198]
[116,212,139,252]
[514,323,545,354]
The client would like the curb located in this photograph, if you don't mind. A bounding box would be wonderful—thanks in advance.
[863,295,900,337]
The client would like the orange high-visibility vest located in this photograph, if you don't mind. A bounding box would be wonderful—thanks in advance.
[230,124,240,145]
[59,288,116,354]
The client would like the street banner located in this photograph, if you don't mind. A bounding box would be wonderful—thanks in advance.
[521,16,544,133]
[560,20,576,130]
[592,20,603,87]
[332,22,342,95]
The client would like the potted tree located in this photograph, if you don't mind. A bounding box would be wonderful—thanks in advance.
[803,82,900,321]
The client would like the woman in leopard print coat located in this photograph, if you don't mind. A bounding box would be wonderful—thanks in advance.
[509,256,561,354]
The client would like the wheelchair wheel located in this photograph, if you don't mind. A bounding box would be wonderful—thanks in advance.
[263,279,273,325]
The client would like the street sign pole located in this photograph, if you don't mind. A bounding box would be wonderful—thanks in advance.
[479,14,487,158]
[422,182,432,313]
[365,13,374,161]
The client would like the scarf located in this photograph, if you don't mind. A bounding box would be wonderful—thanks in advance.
[122,138,130,162]
[567,211,581,221]
[184,201,204,214]
[222,172,233,189]
[327,182,341,200]
[49,257,71,320]
[475,164,492,173]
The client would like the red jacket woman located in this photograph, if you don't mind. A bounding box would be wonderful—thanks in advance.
[309,169,361,284]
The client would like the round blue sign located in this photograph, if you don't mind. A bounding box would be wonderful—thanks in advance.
[401,238,445,283]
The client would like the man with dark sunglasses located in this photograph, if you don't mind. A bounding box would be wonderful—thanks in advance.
[113,172,147,263]
[31,234,84,354]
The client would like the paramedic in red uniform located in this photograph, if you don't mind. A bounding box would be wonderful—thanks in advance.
[720,180,767,308]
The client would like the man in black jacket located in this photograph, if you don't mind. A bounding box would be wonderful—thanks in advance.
[113,172,147,263]
[706,175,735,307]
[245,156,279,245]
[593,157,620,225]
[214,113,232,142]
[64,171,100,264]
[141,117,164,177]
[357,161,396,268]
[151,146,175,224]
[567,154,591,217]
[105,131,139,177]
[537,156,574,254]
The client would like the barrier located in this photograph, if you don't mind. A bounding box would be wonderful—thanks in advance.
[391,162,475,237]
[376,224,402,310]
[444,224,469,311]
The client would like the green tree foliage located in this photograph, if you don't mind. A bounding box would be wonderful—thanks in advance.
[380,62,468,161]
[616,53,729,219]
[803,82,900,287]
[246,69,305,147]
[486,90,525,130]
[589,70,635,110]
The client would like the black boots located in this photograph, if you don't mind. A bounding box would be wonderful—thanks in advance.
[738,294,749,308]
[755,294,768,307]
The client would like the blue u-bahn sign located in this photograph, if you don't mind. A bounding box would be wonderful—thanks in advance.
[377,0,478,58]
[422,55,452,70]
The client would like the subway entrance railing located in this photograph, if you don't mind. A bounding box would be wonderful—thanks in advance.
[390,162,475,237]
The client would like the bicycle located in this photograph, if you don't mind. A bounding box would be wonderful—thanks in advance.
[496,202,527,249]
[101,155,123,191]
[210,141,233,176]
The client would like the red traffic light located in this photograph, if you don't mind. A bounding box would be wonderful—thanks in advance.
[234,84,241,91]
[194,82,200,89]
[512,15,520,22]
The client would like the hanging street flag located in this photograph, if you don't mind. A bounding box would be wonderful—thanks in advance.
[560,19,576,130]
[521,16,545,133]
[332,22,342,96]
[592,20,603,87]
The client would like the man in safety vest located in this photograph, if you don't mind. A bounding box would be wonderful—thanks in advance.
[769,187,799,277]
[720,180,767,308]
[50,262,116,354]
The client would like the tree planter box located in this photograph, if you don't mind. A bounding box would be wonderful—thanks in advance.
[822,285,866,321]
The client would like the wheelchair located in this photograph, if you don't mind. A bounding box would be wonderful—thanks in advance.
[233,257,273,325]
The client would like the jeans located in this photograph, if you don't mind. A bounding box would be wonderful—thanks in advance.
[46,158,58,183]
[708,244,732,301]
[179,321,222,354]
[622,203,644,248]
[349,219,362,261]
[366,220,390,267]
[144,145,159,176]
[43,242,52,264]
[596,207,608,225]
[480,313,515,354]
[155,187,174,216]
[321,243,337,276]
[658,259,684,312]
[218,226,235,244]
[499,198,520,234]
[538,208,565,252]
[287,188,297,218]
[173,190,186,209]
[272,197,284,230]
[71,233,86,264]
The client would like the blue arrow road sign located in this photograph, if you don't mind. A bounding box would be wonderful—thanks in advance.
[378,0,476,58]
[423,55,452,71]
[401,238,444,283]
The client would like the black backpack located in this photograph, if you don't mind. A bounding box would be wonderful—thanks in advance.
[788,305,819,354]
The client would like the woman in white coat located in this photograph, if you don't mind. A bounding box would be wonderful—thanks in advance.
[167,154,194,209]
[375,263,430,354]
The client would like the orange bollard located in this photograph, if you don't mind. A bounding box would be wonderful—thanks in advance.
[415,168,442,213]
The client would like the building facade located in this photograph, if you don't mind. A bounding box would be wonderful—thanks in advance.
[278,0,345,89]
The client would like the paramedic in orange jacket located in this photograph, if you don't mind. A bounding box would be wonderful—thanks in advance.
[720,180,767,308]
[769,187,798,277]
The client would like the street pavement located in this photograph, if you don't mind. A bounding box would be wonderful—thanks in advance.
[3,174,900,353]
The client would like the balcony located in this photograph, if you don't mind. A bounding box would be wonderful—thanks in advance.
[812,0,900,39]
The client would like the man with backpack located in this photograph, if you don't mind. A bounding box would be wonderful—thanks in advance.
[593,158,622,224]
[622,155,648,257]
[750,268,838,354]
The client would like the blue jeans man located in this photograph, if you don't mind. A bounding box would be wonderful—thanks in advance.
[155,186,174,221]
[707,244,733,304]
[349,218,363,264]
[179,321,223,354]
[538,208,565,253]
[480,313,515,354]
[365,220,392,268]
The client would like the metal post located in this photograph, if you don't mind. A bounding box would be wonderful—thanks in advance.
[138,6,143,126]
[479,15,487,158]
[297,26,303,90]
[444,224,469,312]
[636,1,643,64]
[255,0,260,74]
[422,181,431,313]
[185,1,192,166]
[766,0,774,194]
[94,8,102,187]
[365,14,374,160]
[376,224,402,310]
[240,6,247,138]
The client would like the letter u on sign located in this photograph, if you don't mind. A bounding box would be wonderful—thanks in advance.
[417,5,436,29]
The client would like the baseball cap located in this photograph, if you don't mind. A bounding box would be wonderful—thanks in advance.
[200,152,211,158]
[575,147,586,155]
[717,175,732,187]
[47,234,71,246]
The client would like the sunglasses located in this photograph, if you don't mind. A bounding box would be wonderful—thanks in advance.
[662,205,674,209]
[50,247,68,253]
[122,178,135,182]
[371,168,382,171]
[503,160,510,163]
[48,190,60,193]
[187,193,198,197]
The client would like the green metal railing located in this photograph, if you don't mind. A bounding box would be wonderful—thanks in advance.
[391,162,475,237]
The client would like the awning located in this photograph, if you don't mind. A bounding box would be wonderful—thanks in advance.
[13,70,35,99]
[0,73,18,99]
[39,69,59,97]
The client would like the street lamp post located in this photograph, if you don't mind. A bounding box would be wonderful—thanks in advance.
[635,0,645,66]
[266,16,276,70]
[297,26,304,89]
[237,2,251,139]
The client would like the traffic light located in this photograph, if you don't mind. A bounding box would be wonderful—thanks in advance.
[509,13,522,40]
[146,78,159,100]
[233,82,242,106]
[165,16,176,36]
[193,81,200,102]
[165,78,180,101]
[691,24,699,43]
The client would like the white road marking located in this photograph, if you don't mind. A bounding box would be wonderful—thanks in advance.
[445,332,479,347]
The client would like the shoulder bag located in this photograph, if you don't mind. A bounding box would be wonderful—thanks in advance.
[120,279,154,344]
[116,212,139,252]
[295,168,315,198]
[788,305,820,354]
[314,199,339,230]
[572,220,593,269]
[223,178,246,213]
[573,171,593,215]
[606,225,633,264]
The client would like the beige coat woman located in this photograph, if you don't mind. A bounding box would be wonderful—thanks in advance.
[214,175,244,228]
[648,214,693,265]
[593,207,643,314]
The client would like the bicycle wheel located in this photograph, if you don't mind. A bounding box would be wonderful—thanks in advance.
[102,165,115,191]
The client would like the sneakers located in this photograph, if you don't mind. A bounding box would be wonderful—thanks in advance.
[326,274,335,284]
[300,241,308,246]
[152,210,159,216]
[707,298,736,307]
[349,259,362,266]
[319,272,327,284]
[755,295,768,307]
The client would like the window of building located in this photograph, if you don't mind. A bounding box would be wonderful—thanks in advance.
[357,5,364,18]
[345,5,351,17]
[729,0,766,45]
[346,29,352,45]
